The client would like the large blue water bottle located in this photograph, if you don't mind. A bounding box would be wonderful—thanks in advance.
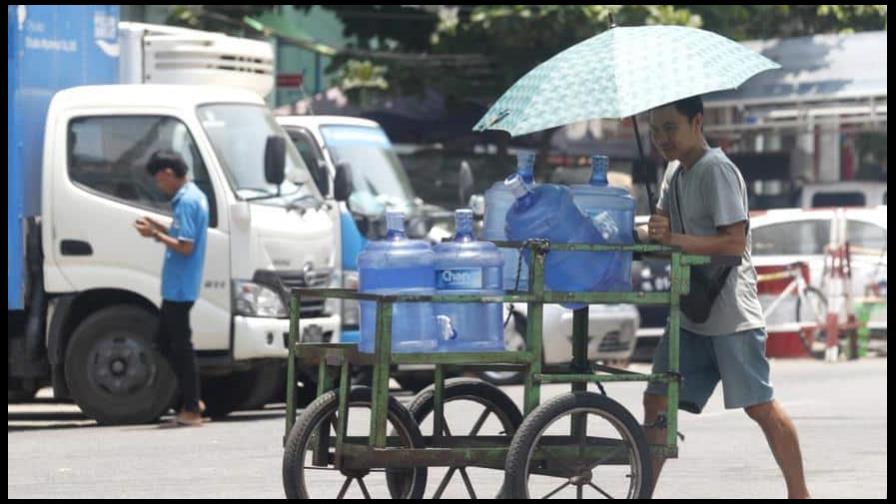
[358,211,438,353]
[433,209,505,352]
[504,175,606,309]
[570,155,635,291]
[483,151,536,290]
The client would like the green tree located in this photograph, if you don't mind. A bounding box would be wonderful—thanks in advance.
[165,5,887,105]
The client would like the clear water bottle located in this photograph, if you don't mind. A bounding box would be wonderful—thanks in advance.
[483,151,536,290]
[570,155,635,291]
[433,209,505,352]
[504,175,606,309]
[357,211,438,353]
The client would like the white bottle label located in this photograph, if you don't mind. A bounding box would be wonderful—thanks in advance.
[436,268,483,290]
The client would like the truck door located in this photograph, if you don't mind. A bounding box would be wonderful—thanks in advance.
[51,113,231,350]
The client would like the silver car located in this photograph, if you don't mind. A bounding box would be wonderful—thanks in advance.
[477,302,640,385]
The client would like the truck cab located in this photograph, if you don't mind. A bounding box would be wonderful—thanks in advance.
[275,116,432,344]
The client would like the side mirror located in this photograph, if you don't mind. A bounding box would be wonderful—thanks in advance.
[264,135,286,187]
[458,160,475,206]
[333,161,353,202]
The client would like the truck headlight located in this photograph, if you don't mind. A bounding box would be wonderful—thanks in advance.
[342,270,360,327]
[233,280,287,318]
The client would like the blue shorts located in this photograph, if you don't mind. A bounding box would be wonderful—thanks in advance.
[645,326,774,414]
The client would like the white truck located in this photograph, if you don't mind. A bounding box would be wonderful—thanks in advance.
[8,6,341,423]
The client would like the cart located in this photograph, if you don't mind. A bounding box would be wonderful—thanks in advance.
[282,241,733,499]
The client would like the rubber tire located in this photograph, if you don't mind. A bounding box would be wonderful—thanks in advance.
[282,386,428,499]
[504,391,653,499]
[403,378,523,499]
[235,362,284,411]
[64,306,177,425]
[395,371,435,393]
[8,389,37,403]
[201,367,264,419]
[8,377,39,403]
[273,364,318,410]
[407,377,523,432]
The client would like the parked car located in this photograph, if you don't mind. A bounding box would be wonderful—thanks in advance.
[799,182,887,209]
[750,206,887,336]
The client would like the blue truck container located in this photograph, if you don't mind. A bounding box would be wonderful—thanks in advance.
[8,5,119,310]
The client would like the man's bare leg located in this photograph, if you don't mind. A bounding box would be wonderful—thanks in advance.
[745,400,811,499]
[643,393,669,493]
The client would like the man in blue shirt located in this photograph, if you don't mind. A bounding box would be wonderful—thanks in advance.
[134,150,209,427]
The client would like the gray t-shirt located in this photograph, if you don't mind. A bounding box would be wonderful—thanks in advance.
[657,148,766,336]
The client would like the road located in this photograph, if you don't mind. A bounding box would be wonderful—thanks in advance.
[8,357,887,499]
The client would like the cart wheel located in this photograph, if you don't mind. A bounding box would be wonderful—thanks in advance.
[504,392,652,499]
[283,386,427,499]
[390,378,523,498]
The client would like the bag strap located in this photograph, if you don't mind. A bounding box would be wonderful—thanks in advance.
[669,160,740,290]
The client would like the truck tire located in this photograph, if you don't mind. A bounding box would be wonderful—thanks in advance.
[8,378,39,403]
[201,367,264,418]
[394,371,435,393]
[235,361,283,412]
[64,306,177,425]
[273,364,318,410]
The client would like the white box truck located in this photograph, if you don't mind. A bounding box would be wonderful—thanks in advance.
[8,6,341,423]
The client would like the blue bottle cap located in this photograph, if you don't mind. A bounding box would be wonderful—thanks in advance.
[590,155,609,186]
[385,210,406,238]
[454,209,474,240]
[516,151,536,184]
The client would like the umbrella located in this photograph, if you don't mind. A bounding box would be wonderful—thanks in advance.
[473,23,780,206]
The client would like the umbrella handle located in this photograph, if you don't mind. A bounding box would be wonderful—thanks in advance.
[631,115,656,213]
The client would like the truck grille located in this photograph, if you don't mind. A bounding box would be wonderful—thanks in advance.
[253,269,332,319]
[597,331,631,354]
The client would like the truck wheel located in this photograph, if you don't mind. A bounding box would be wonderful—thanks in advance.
[8,378,39,403]
[394,371,435,393]
[201,367,263,418]
[235,361,283,412]
[64,306,177,425]
[276,364,318,410]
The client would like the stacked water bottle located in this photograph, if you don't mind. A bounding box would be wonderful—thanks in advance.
[358,209,505,354]
[488,152,635,308]
[357,152,635,353]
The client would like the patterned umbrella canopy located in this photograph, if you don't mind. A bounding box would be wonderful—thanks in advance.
[474,25,780,137]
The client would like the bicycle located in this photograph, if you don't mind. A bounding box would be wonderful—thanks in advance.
[757,262,828,355]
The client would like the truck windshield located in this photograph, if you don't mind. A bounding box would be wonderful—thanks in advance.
[197,104,322,205]
[320,125,416,208]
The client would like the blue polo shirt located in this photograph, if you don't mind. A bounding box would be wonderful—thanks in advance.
[161,182,209,302]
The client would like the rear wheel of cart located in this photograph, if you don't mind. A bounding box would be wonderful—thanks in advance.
[283,386,427,499]
[504,391,652,499]
[389,378,523,498]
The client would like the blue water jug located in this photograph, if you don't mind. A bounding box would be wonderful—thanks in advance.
[504,175,607,309]
[570,155,635,291]
[433,209,505,352]
[358,211,438,353]
[483,151,536,290]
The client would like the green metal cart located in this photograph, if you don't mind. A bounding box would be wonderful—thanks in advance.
[282,241,731,499]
